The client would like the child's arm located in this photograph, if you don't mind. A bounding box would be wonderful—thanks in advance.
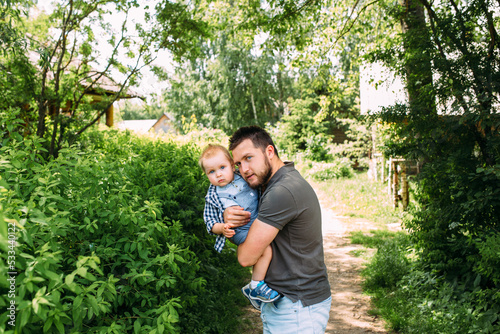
[211,223,235,238]
[203,200,235,238]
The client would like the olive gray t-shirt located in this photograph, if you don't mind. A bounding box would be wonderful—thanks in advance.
[257,162,331,306]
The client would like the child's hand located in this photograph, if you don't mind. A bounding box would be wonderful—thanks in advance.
[222,224,235,238]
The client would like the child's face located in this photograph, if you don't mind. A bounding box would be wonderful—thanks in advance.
[203,151,234,187]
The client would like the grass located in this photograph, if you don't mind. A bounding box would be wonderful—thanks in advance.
[350,230,408,248]
[304,169,405,227]
[349,249,368,257]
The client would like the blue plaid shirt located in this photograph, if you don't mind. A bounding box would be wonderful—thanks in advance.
[203,184,227,252]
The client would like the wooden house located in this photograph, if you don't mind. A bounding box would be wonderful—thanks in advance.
[151,113,174,134]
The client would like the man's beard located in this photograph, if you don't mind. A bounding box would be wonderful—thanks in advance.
[248,159,273,189]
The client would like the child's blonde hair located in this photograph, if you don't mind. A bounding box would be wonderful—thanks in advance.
[199,144,234,171]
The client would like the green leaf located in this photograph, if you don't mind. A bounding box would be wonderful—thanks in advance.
[43,317,53,332]
[45,270,62,283]
[76,266,88,278]
[134,319,141,334]
[19,308,31,328]
[88,295,100,316]
[73,303,84,324]
[474,274,481,287]
[55,317,65,334]
[32,298,39,314]
[65,273,75,285]
[74,295,83,309]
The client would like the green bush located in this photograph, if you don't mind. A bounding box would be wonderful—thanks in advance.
[350,230,407,249]
[267,97,332,162]
[327,118,372,169]
[304,160,354,181]
[370,97,500,332]
[361,231,500,333]
[362,234,411,291]
[0,129,249,333]
[368,268,500,334]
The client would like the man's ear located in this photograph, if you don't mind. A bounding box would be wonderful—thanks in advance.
[266,145,275,159]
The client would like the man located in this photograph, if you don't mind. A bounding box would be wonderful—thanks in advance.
[224,125,331,333]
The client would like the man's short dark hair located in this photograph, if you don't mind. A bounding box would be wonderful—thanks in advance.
[229,125,279,158]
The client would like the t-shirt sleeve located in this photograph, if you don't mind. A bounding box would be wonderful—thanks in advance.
[257,185,297,230]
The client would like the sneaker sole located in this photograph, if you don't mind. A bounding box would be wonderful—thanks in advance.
[242,286,262,310]
[250,293,281,303]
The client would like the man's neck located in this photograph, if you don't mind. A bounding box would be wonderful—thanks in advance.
[262,159,285,192]
[271,159,285,177]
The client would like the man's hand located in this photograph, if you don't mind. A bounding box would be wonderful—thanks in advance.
[223,206,251,228]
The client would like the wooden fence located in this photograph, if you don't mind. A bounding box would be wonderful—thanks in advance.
[369,154,422,210]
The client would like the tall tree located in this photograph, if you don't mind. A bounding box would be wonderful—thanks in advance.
[399,0,436,116]
[160,0,367,135]
[365,0,500,302]
[160,0,296,134]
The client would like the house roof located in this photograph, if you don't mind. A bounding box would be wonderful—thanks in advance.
[84,72,143,100]
[28,50,143,100]
[116,119,157,133]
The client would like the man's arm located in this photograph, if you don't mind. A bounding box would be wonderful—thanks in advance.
[237,219,279,267]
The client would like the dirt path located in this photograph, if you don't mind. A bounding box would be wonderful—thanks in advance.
[321,206,388,334]
[240,188,396,333]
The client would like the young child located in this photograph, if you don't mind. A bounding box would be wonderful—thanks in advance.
[199,144,280,309]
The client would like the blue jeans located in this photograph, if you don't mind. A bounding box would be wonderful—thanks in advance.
[261,296,332,333]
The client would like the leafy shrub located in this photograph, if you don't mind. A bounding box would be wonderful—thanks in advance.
[327,118,372,169]
[267,97,332,162]
[0,129,249,333]
[304,160,354,181]
[368,267,500,334]
[118,100,164,121]
[165,122,229,149]
[369,102,500,332]
[362,234,411,291]
[362,230,500,333]
[473,233,500,285]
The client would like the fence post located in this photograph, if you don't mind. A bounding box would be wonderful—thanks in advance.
[381,155,386,183]
[392,159,399,208]
[401,162,409,210]
[388,157,393,195]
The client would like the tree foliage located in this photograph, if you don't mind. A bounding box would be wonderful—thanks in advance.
[371,0,500,246]
[159,0,364,135]
[358,0,500,330]
[118,100,164,121]
[160,1,293,134]
[0,0,210,157]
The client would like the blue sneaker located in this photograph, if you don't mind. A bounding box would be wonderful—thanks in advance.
[242,283,262,310]
[249,281,280,303]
